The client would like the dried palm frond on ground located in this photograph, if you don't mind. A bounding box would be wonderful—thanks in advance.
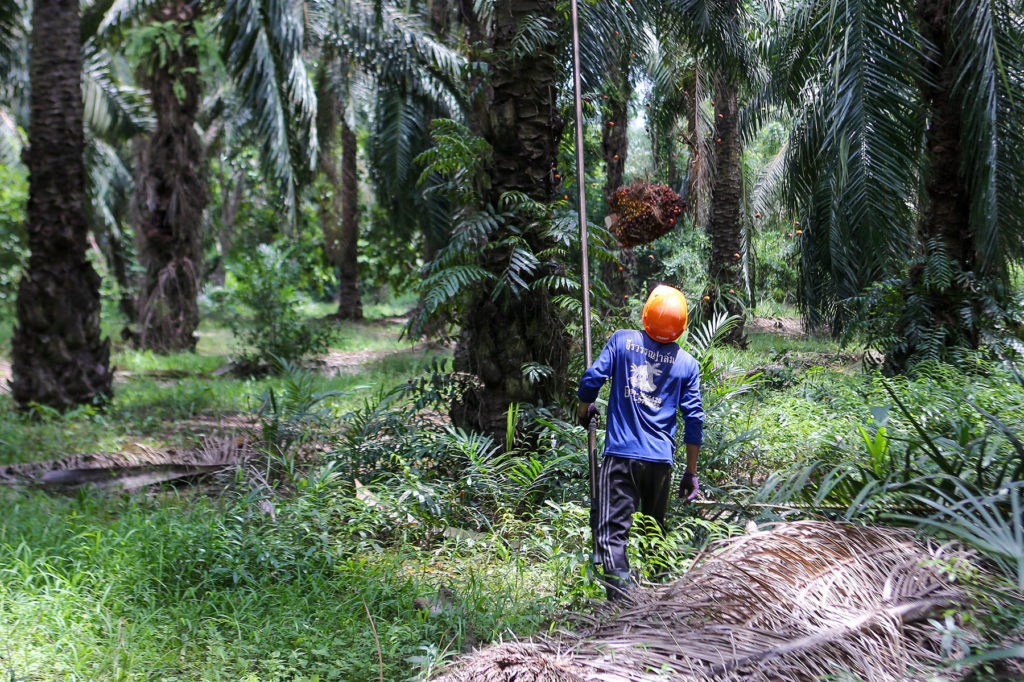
[0,436,253,490]
[433,521,981,681]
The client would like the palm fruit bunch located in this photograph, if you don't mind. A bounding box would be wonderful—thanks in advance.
[606,180,686,248]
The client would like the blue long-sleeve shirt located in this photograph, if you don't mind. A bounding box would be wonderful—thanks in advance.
[577,329,704,464]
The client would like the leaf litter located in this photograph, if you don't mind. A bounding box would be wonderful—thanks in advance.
[432,521,999,681]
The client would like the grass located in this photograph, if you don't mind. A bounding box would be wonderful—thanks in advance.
[0,490,563,681]
[0,347,445,465]
[0,302,560,681]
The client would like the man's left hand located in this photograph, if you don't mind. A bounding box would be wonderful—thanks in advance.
[679,472,699,502]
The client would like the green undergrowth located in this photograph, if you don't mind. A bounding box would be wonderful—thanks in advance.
[0,489,562,681]
[0,345,445,466]
[0,479,737,680]
[2,310,1024,678]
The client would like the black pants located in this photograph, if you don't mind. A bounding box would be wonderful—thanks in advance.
[595,454,672,573]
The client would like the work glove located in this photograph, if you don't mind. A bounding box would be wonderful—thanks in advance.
[578,404,599,428]
[679,472,699,502]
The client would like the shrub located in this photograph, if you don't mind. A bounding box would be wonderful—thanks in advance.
[0,163,28,312]
[226,243,332,369]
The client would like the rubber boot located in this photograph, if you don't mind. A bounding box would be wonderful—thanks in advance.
[602,569,633,602]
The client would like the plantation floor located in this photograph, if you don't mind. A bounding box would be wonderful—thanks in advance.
[0,311,442,467]
[3,314,1020,680]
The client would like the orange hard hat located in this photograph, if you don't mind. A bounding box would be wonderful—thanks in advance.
[642,285,688,342]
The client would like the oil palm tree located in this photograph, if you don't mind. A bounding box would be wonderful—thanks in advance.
[644,37,694,193]
[125,3,208,351]
[575,0,650,302]
[576,0,647,202]
[11,0,114,408]
[761,0,1024,369]
[3,0,152,334]
[310,0,464,319]
[99,0,317,351]
[660,0,755,343]
[442,0,569,438]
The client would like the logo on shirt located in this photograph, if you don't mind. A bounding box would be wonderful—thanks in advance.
[627,361,663,409]
[629,362,660,392]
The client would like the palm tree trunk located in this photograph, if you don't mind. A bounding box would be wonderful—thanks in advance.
[886,0,975,371]
[684,107,701,218]
[452,0,568,439]
[11,0,112,409]
[601,74,630,202]
[430,0,451,37]
[916,0,972,272]
[706,69,746,344]
[134,2,208,353]
[336,118,363,319]
[601,69,634,304]
[314,70,347,315]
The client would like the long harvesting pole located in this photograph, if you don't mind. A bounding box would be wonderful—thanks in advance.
[568,0,600,564]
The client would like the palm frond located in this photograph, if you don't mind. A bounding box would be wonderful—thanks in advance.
[986,0,1024,275]
[318,0,466,113]
[85,134,133,238]
[0,0,28,116]
[750,139,787,217]
[0,0,25,68]
[220,0,318,222]
[576,0,646,90]
[0,108,23,165]
[892,478,1024,591]
[663,0,752,74]
[82,39,150,142]
[420,264,495,313]
[96,0,164,35]
[769,0,924,330]
[434,522,976,681]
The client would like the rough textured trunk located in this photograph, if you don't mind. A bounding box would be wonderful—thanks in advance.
[430,0,451,38]
[916,0,972,273]
[601,71,633,305]
[706,70,746,344]
[886,0,974,371]
[313,73,349,316]
[452,0,568,440]
[11,0,112,409]
[684,102,699,213]
[656,128,680,191]
[336,119,363,319]
[134,2,208,353]
[601,77,630,203]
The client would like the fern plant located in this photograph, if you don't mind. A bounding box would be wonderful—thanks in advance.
[852,240,1024,373]
[408,119,619,369]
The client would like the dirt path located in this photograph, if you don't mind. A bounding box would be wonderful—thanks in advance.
[747,316,806,337]
[316,342,440,374]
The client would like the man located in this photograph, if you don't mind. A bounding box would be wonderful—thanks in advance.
[576,284,704,600]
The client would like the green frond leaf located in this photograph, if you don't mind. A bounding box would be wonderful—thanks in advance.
[220,0,318,223]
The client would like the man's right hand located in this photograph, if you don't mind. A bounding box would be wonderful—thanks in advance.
[577,403,599,428]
